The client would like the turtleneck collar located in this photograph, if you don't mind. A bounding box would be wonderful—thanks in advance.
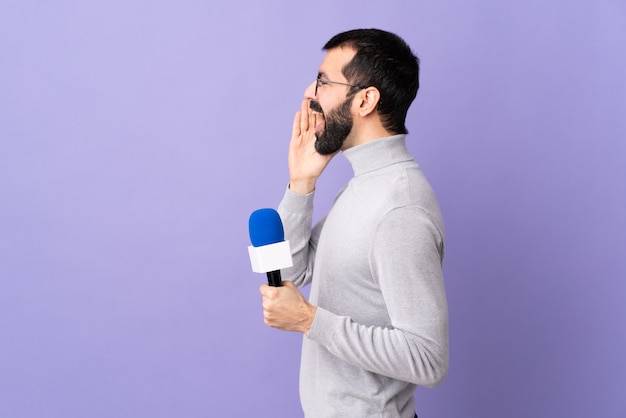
[342,135,414,177]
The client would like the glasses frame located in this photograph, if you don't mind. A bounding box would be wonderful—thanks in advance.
[315,76,367,96]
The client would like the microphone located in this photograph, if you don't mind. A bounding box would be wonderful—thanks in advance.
[248,208,293,287]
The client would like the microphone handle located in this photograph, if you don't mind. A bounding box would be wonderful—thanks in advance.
[266,270,282,287]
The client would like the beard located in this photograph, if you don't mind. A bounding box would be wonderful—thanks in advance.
[310,96,354,155]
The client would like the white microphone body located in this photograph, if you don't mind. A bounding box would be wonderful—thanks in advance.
[248,240,293,273]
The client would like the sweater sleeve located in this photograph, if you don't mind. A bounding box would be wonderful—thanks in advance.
[277,187,320,289]
[307,205,449,387]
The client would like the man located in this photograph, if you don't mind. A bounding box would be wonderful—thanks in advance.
[260,29,448,417]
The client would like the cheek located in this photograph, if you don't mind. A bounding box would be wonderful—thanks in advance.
[319,98,338,115]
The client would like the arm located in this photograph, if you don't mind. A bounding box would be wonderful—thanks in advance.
[276,188,318,288]
[259,99,333,332]
[307,206,449,387]
[277,98,334,288]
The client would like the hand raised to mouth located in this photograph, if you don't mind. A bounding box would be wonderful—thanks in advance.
[287,99,335,195]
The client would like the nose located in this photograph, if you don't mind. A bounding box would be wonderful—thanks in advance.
[304,80,317,100]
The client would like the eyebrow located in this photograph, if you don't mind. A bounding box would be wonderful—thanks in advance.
[317,71,328,79]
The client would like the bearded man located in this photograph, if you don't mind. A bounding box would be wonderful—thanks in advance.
[259,28,449,418]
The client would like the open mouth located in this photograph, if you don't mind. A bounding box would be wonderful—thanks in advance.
[313,111,325,133]
[309,101,325,133]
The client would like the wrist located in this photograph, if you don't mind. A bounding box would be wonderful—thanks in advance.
[289,179,317,195]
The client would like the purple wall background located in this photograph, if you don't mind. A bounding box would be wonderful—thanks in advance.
[1,1,624,417]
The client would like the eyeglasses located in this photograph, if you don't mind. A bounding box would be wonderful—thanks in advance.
[315,76,366,96]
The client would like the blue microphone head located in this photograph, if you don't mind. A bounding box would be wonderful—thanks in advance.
[249,208,285,247]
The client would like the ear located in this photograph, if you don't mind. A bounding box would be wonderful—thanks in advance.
[355,87,381,117]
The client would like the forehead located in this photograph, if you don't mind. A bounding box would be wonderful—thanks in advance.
[318,46,356,79]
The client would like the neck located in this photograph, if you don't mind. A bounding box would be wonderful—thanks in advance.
[342,122,394,151]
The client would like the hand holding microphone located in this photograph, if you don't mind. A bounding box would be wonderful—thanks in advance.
[248,208,316,334]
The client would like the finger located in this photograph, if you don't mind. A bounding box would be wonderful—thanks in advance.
[300,99,309,132]
[259,283,274,296]
[307,107,317,136]
[292,110,302,139]
[281,280,295,289]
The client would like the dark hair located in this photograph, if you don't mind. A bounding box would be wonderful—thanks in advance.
[323,28,419,135]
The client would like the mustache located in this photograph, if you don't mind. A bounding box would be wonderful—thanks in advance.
[309,100,323,114]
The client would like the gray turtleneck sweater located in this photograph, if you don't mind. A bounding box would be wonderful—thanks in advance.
[278,135,448,418]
